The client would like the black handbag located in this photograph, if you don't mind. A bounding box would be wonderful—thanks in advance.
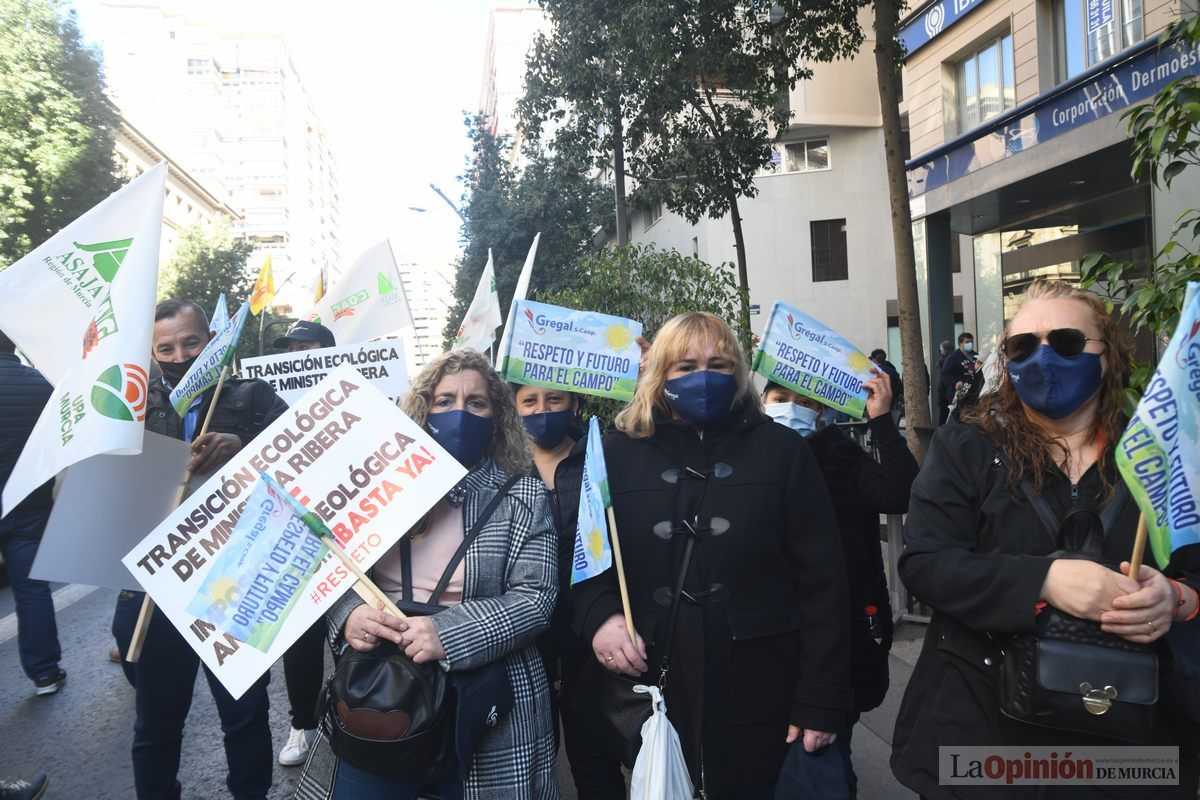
[996,468,1159,743]
[323,477,520,780]
[574,466,710,768]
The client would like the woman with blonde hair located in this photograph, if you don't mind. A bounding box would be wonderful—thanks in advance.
[891,281,1199,799]
[295,349,560,800]
[573,311,852,799]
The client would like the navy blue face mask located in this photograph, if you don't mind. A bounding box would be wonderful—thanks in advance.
[1007,344,1103,420]
[426,410,495,467]
[664,370,738,426]
[522,409,574,450]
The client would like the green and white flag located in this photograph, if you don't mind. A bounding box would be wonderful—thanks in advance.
[169,299,250,416]
[451,249,502,353]
[0,165,166,385]
[494,233,540,369]
[2,163,166,515]
[304,240,414,344]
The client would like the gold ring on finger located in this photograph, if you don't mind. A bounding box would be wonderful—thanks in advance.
[1147,620,1156,635]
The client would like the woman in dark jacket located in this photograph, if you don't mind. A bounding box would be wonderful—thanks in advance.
[515,384,624,800]
[574,311,853,799]
[891,280,1200,799]
[763,370,918,797]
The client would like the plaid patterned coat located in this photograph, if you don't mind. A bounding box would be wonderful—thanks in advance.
[294,460,561,800]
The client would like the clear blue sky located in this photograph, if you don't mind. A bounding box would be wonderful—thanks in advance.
[71,0,499,263]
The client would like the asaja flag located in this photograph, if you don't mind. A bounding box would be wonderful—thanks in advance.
[304,240,415,344]
[249,255,275,315]
[210,293,230,334]
[572,416,613,584]
[494,233,540,369]
[452,249,502,353]
[0,165,166,385]
[2,163,166,515]
[186,472,328,653]
[1116,281,1200,568]
[169,300,250,416]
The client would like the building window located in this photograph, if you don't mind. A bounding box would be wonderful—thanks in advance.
[1054,0,1143,82]
[810,219,848,282]
[955,34,1015,133]
[784,138,831,172]
[186,57,211,77]
[645,200,663,229]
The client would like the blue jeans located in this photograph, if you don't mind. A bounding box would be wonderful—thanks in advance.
[775,729,853,800]
[115,594,273,800]
[0,508,61,681]
[330,760,463,800]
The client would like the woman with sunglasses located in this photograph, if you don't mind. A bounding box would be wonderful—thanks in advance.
[574,312,852,800]
[890,281,1199,799]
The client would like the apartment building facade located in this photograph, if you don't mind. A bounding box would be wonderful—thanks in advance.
[901,0,1200,378]
[86,1,341,313]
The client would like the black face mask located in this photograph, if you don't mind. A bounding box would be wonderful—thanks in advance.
[157,355,197,387]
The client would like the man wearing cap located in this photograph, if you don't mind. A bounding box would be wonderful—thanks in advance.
[270,318,337,766]
[273,320,334,353]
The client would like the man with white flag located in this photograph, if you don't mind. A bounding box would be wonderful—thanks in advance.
[451,249,502,353]
[0,163,167,385]
[494,233,540,368]
[304,239,415,345]
[1,162,167,514]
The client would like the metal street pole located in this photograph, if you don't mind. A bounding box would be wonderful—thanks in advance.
[429,183,467,225]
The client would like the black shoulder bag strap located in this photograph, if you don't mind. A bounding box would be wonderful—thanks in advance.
[994,449,1130,550]
[399,475,522,609]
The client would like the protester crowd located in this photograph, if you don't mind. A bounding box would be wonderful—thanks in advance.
[1,276,1198,800]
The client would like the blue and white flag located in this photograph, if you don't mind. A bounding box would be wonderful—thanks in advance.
[572,416,613,585]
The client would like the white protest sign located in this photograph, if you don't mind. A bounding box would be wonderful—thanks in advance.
[121,366,466,698]
[240,340,408,405]
[31,431,191,591]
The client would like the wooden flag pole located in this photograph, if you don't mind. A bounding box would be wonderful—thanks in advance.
[1129,513,1148,582]
[606,506,637,642]
[321,536,406,621]
[127,366,230,663]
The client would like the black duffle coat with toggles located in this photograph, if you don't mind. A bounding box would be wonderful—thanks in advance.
[572,403,853,797]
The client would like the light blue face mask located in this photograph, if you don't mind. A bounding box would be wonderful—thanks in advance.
[764,402,820,437]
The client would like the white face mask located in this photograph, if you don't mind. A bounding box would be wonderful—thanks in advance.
[962,341,975,353]
[765,402,820,437]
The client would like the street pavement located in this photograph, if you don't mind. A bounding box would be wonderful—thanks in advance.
[0,580,921,799]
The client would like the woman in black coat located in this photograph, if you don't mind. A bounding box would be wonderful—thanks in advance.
[573,311,852,800]
[891,281,1200,799]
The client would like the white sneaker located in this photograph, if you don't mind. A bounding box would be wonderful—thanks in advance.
[278,727,315,767]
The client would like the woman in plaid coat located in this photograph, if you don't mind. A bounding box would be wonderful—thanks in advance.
[294,350,559,800]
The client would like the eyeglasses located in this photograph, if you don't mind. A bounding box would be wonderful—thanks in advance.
[1001,328,1102,363]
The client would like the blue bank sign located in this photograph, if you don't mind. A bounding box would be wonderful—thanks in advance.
[899,0,988,58]
[908,38,1200,197]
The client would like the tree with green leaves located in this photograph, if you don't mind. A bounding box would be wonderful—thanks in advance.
[1082,16,1200,390]
[543,243,746,420]
[442,116,611,348]
[521,0,867,340]
[0,0,122,266]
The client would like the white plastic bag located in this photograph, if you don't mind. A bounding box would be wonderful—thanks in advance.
[630,684,695,800]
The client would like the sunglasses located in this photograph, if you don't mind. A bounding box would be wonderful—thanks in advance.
[1001,328,1102,363]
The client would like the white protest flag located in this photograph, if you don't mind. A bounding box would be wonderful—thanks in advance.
[0,165,168,385]
[451,249,502,353]
[494,233,540,368]
[305,240,415,344]
[2,163,167,515]
[210,293,230,334]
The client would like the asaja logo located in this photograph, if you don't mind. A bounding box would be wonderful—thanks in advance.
[377,272,407,308]
[43,238,134,310]
[91,363,148,422]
